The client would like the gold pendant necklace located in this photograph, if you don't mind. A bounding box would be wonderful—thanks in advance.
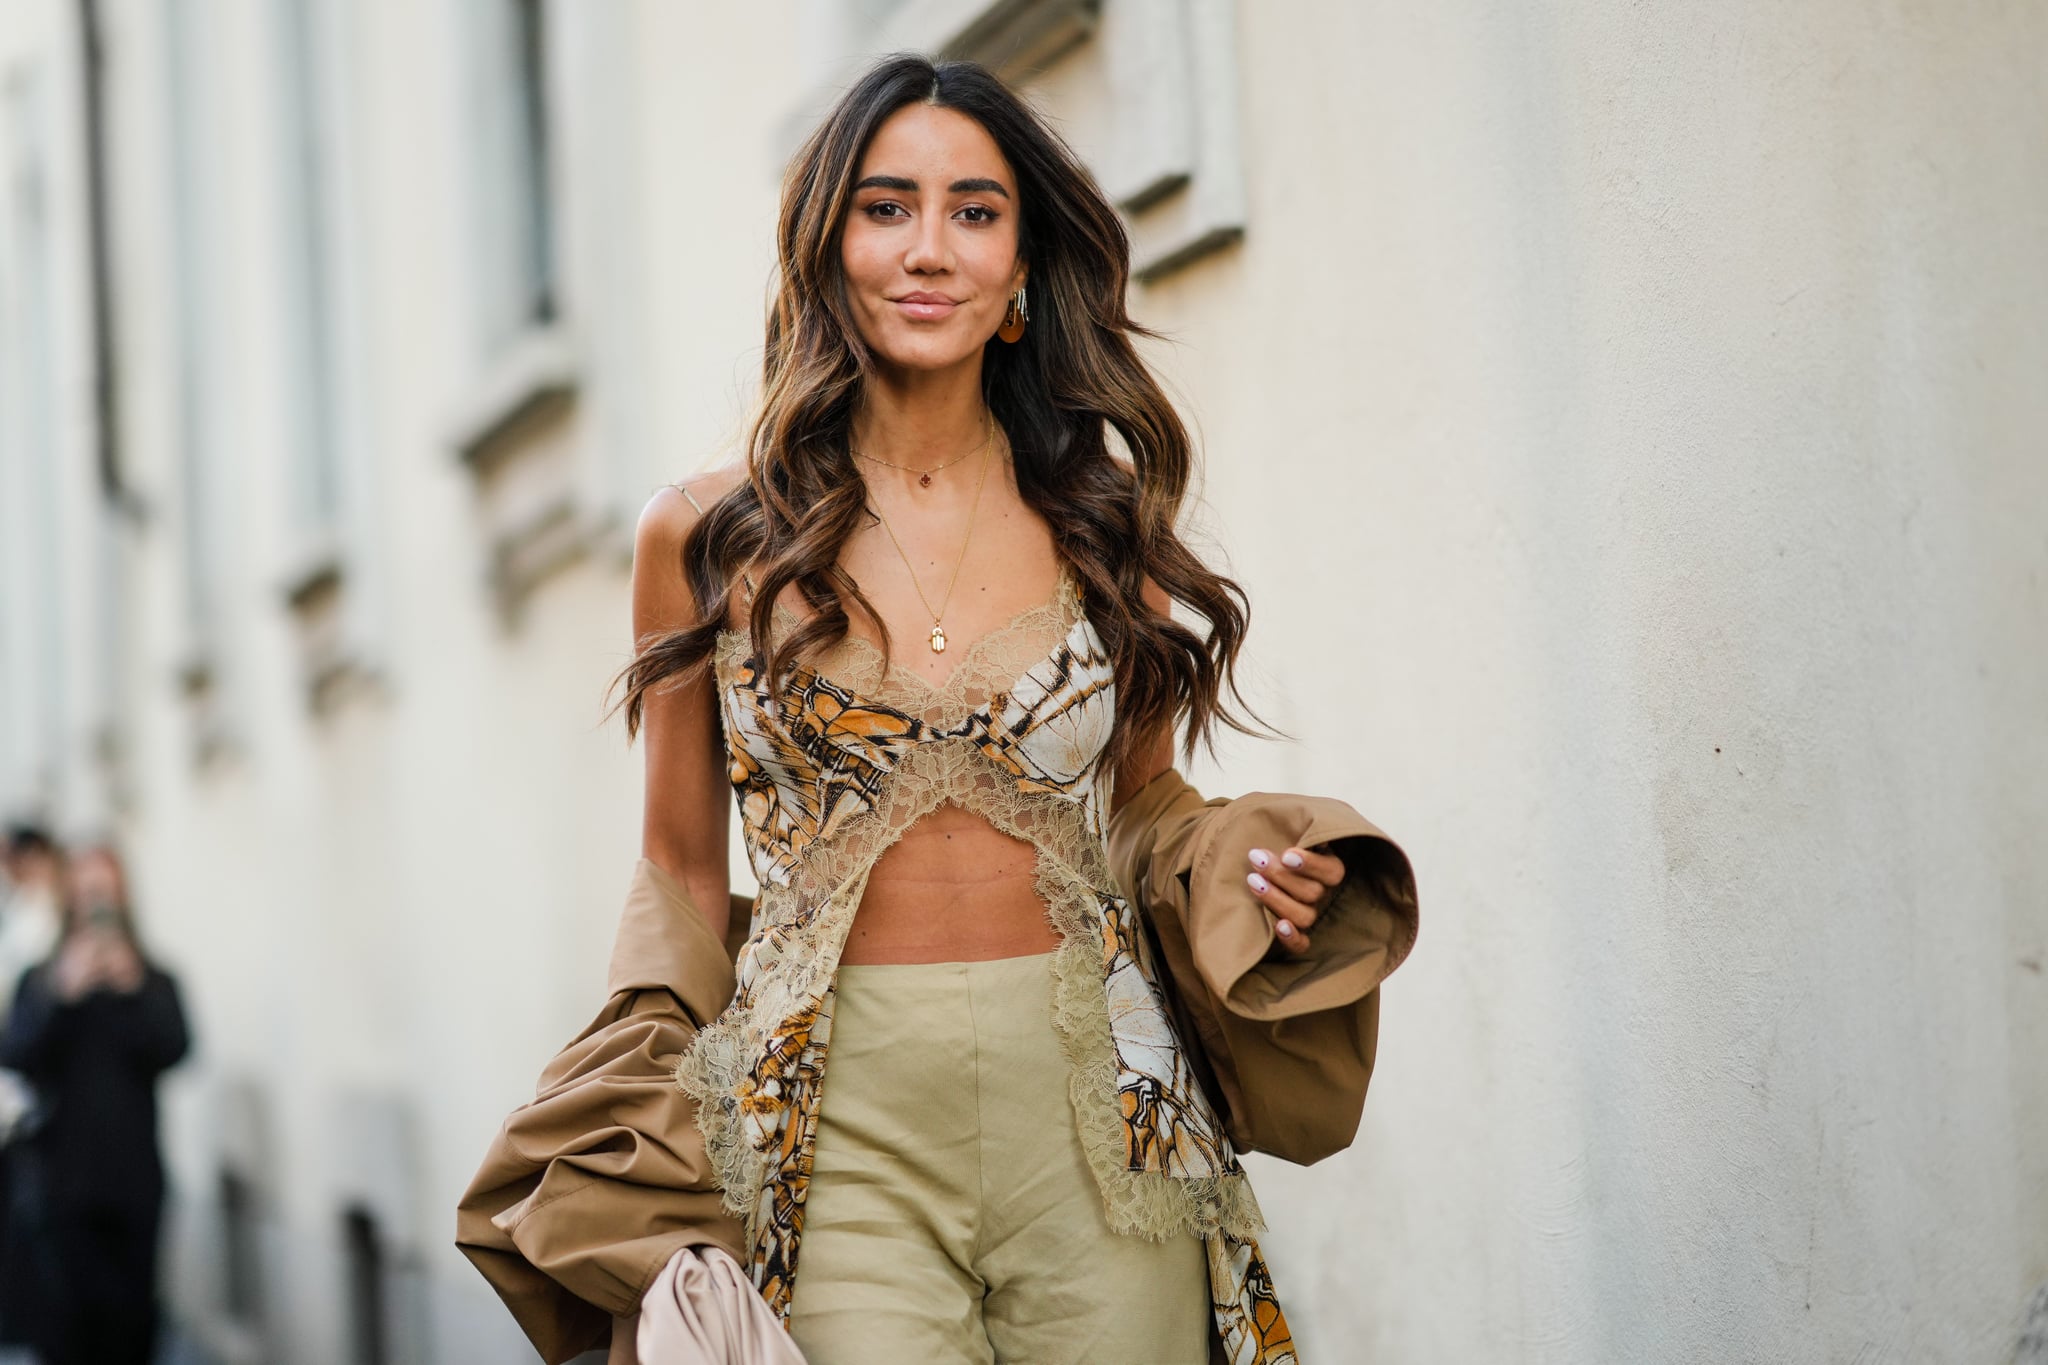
[853,444,976,488]
[865,413,995,653]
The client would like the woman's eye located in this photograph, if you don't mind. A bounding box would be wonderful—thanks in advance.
[956,205,998,225]
[864,201,907,221]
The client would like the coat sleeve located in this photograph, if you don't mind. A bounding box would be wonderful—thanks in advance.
[1105,768,1419,1166]
[124,969,191,1073]
[455,859,750,1365]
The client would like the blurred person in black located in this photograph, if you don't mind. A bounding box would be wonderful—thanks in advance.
[0,824,63,1107]
[0,843,189,1365]
[0,823,65,1357]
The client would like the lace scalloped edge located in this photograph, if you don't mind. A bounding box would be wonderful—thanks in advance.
[1037,865,1266,1245]
[673,1025,769,1223]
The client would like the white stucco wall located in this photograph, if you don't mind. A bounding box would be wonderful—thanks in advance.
[0,2,2041,1362]
[1158,6,2048,1361]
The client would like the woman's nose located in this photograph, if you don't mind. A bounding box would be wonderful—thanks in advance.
[903,212,950,274]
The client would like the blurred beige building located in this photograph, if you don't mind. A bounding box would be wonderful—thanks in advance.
[1,1,2045,1362]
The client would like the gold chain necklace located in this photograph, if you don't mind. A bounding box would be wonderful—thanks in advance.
[853,442,977,488]
[864,415,996,653]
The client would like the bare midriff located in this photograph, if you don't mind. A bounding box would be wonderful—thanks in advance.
[840,803,1062,964]
[729,556,1080,967]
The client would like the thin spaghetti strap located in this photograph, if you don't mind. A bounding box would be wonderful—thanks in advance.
[679,489,761,601]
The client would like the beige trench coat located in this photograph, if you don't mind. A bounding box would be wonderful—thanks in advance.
[456,768,1418,1363]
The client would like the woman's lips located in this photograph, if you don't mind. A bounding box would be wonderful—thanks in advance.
[893,294,959,321]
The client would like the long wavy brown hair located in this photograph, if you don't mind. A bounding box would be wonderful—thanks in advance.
[618,55,1260,774]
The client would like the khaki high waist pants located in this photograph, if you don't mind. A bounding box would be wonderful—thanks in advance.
[787,952,1209,1365]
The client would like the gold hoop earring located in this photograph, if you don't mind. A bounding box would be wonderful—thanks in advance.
[997,284,1029,344]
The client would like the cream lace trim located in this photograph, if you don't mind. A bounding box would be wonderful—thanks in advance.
[675,735,1262,1245]
[1034,827,1266,1245]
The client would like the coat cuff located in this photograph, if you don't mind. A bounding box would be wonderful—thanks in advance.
[1110,768,1419,1023]
[605,858,739,1024]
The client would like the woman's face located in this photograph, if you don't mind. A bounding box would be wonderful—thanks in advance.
[840,103,1025,376]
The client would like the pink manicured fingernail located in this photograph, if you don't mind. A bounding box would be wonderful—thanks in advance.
[1282,850,1305,870]
[1247,872,1269,894]
[1249,849,1270,870]
[1275,920,1295,938]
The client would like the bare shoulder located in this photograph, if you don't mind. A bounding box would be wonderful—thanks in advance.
[633,466,750,634]
[641,465,746,537]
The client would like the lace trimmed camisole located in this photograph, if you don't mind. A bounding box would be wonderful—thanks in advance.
[673,563,1300,1365]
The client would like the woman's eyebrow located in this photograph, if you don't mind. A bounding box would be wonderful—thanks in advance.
[852,174,1011,199]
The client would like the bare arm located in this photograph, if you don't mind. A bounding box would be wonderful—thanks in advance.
[633,475,743,942]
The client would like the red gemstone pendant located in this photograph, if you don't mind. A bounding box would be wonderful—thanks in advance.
[919,473,933,487]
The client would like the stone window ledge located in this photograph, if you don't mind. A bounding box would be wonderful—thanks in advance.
[444,323,597,624]
[279,536,344,612]
[445,323,581,471]
[174,652,240,771]
[276,540,379,715]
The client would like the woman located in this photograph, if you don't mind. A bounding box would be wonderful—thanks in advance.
[0,843,190,1365]
[460,56,1417,1365]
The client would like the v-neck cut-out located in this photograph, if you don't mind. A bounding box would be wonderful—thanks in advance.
[718,564,1083,708]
